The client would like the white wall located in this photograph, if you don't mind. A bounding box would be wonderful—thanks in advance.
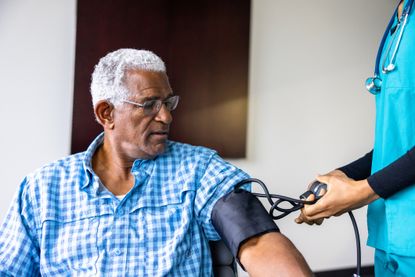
[0,0,76,215]
[0,0,395,273]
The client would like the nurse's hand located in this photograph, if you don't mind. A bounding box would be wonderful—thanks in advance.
[295,170,379,225]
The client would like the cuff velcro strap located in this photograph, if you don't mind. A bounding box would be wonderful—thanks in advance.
[211,189,279,265]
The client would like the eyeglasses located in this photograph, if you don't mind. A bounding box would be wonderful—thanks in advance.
[122,95,180,116]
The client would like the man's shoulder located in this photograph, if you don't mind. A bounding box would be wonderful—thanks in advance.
[29,152,85,178]
[23,151,87,194]
[158,141,221,174]
[16,152,90,228]
[166,140,217,158]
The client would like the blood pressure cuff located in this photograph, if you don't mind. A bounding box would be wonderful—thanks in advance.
[211,189,279,264]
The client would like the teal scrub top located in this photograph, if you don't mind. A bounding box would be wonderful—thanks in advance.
[368,0,415,256]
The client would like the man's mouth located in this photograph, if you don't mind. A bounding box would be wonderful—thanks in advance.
[150,130,169,138]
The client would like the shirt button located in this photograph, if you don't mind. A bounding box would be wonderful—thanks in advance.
[113,249,122,256]
[117,209,124,216]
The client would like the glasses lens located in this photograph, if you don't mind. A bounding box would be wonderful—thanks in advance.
[140,96,179,115]
[165,96,179,111]
[142,100,160,115]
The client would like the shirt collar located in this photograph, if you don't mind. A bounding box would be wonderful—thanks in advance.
[81,132,105,190]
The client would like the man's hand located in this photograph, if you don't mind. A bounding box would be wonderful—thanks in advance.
[295,170,380,225]
[238,232,313,277]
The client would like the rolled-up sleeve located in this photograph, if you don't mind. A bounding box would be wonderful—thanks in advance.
[193,153,250,240]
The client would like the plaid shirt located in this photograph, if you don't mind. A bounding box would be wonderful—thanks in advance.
[0,133,249,276]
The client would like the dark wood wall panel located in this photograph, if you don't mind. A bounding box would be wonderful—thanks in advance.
[72,0,250,158]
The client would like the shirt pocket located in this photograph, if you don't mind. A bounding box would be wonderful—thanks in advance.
[377,87,415,152]
[140,192,195,273]
[40,215,100,274]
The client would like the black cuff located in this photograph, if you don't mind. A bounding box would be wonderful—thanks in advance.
[211,189,279,268]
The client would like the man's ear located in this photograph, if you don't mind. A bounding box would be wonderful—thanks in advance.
[94,100,115,129]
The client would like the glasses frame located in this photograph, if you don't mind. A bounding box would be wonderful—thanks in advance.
[122,95,180,116]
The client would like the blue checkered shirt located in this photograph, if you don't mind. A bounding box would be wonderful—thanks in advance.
[0,133,249,276]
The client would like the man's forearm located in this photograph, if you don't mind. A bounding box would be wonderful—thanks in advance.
[239,232,312,277]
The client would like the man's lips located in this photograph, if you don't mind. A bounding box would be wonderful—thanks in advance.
[149,130,169,137]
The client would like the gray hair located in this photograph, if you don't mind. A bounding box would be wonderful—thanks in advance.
[90,48,166,106]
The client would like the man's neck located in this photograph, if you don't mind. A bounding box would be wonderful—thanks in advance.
[92,138,136,196]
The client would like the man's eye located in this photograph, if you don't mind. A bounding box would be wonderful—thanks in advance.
[165,100,174,109]
[143,100,157,109]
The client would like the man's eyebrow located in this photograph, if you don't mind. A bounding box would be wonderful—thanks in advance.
[141,96,160,101]
[141,93,174,101]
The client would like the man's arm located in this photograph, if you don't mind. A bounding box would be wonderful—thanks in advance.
[195,153,312,274]
[212,188,312,276]
[239,232,312,277]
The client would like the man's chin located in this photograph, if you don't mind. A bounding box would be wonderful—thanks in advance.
[146,141,167,158]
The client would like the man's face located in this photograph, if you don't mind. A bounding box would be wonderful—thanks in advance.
[112,69,174,160]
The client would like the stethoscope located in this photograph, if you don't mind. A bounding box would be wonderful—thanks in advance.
[366,0,414,95]
[235,179,363,277]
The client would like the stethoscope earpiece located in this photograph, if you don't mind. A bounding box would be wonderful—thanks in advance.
[383,63,396,73]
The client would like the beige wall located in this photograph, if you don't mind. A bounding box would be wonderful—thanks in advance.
[0,0,395,272]
[234,0,394,272]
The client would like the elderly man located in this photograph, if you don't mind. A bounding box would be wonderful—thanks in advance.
[0,49,311,276]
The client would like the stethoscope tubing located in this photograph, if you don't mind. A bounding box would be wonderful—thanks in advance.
[381,11,409,73]
[366,0,414,94]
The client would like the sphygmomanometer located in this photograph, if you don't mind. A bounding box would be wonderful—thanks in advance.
[212,178,362,277]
